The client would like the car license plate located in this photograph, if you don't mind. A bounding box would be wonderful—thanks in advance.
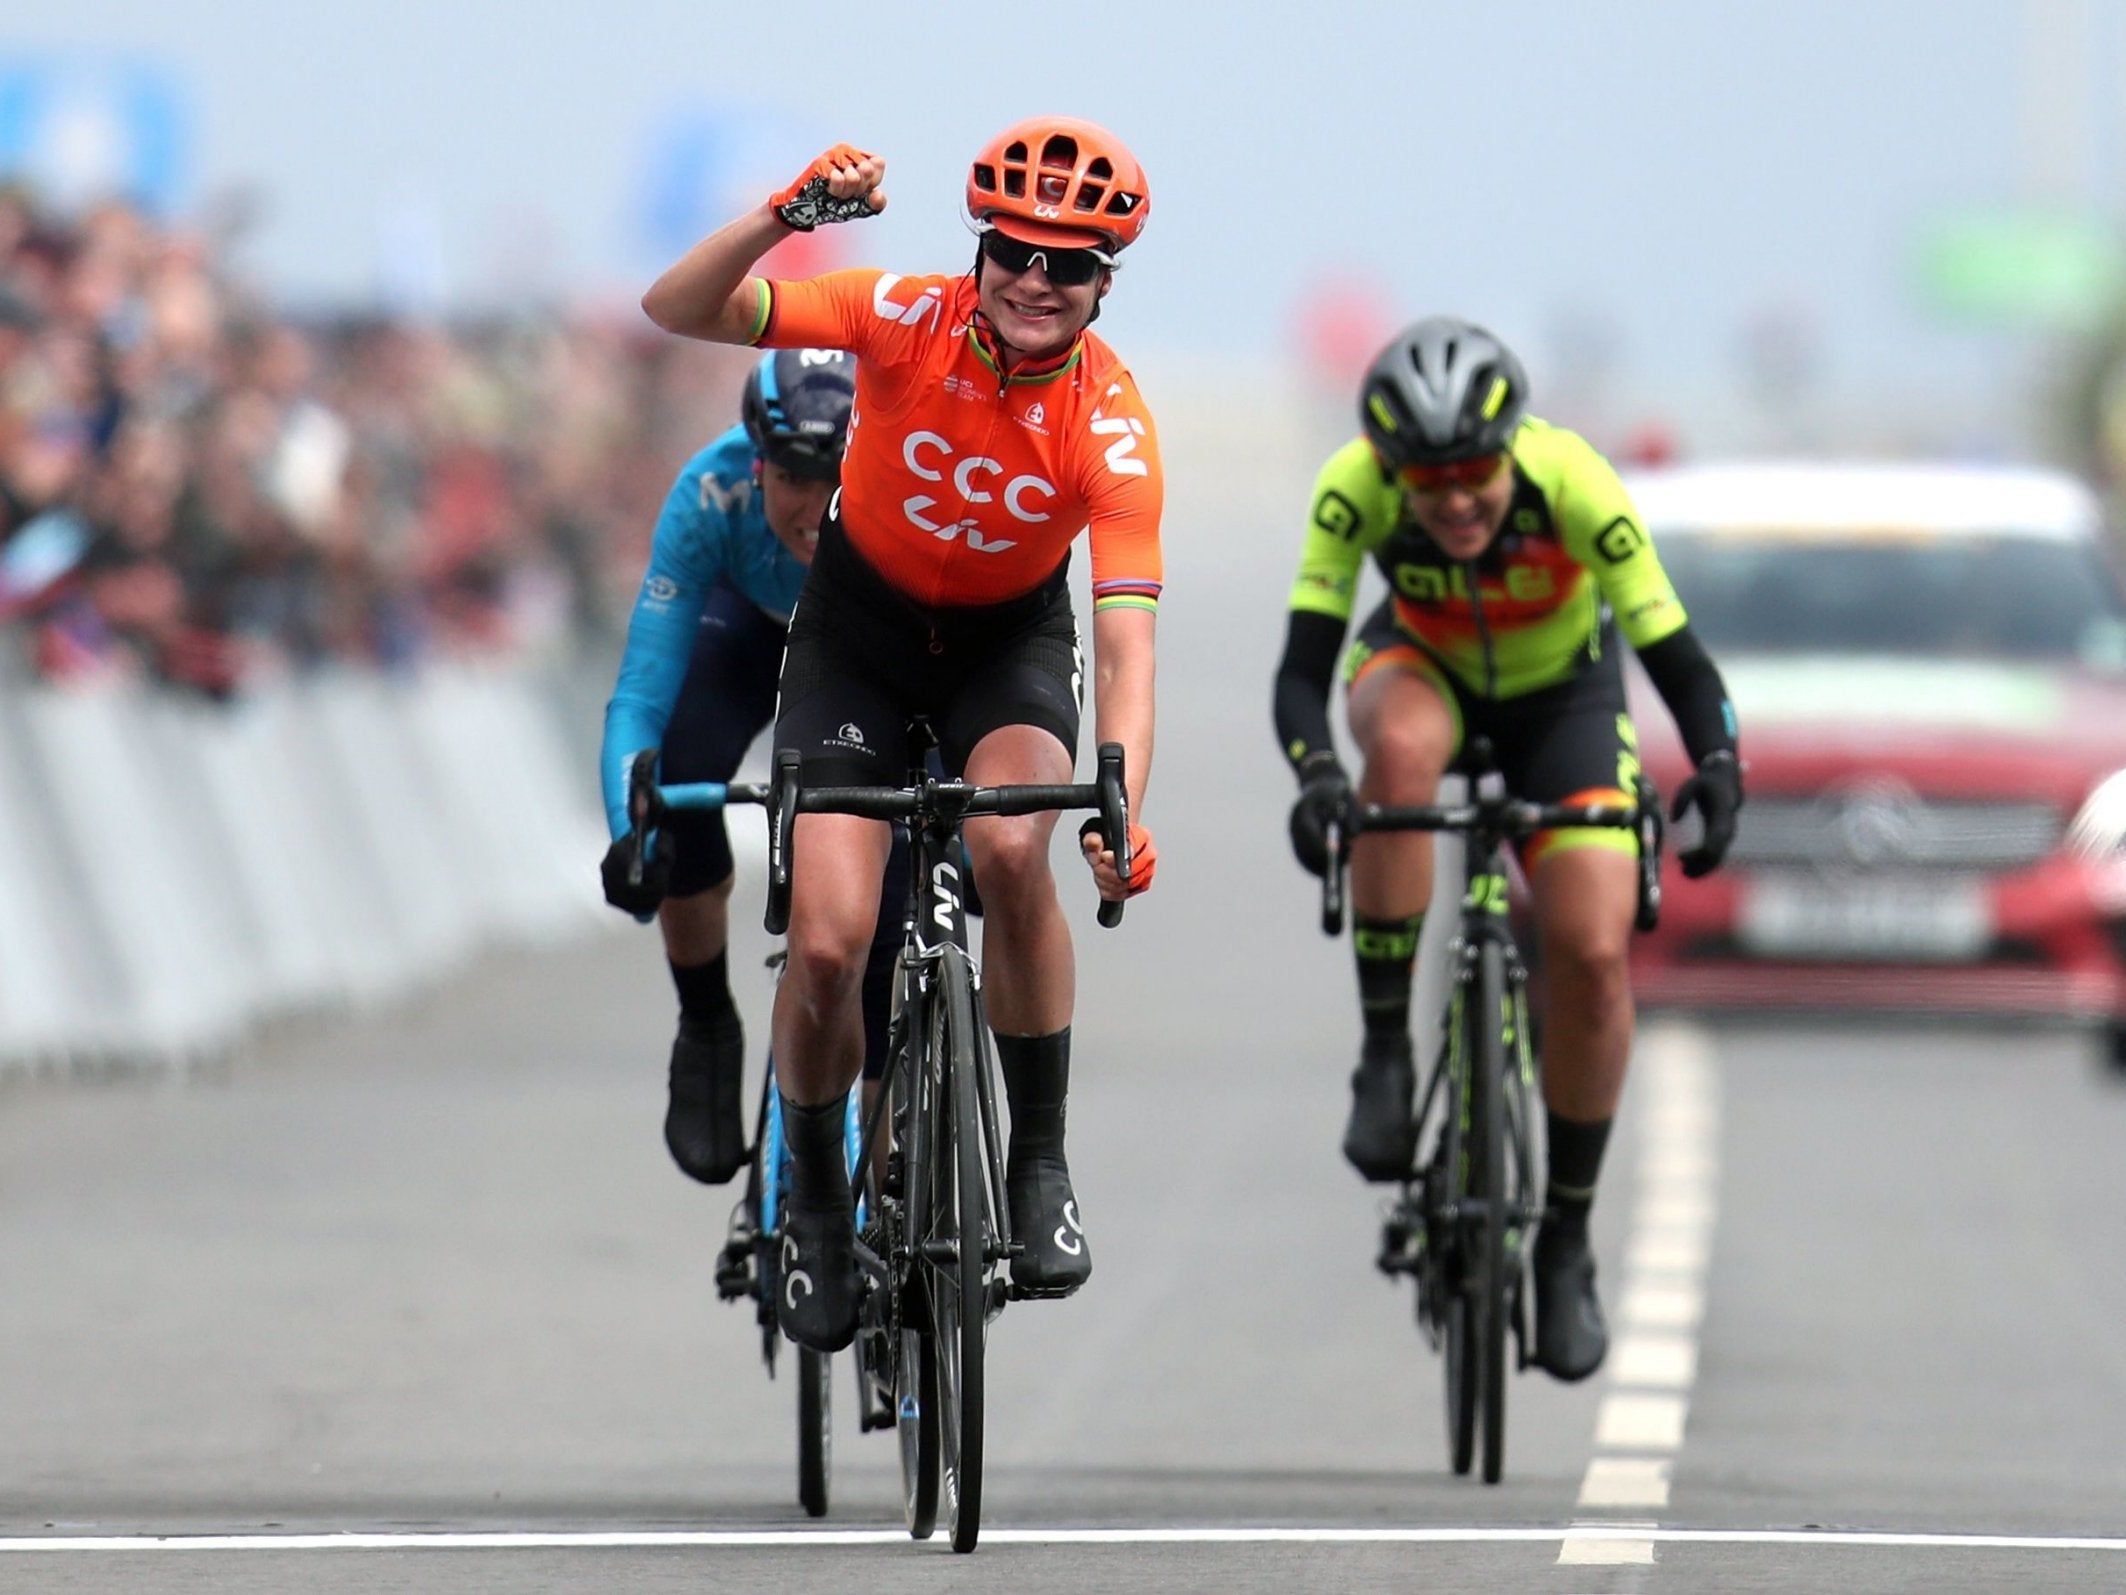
[1738,874,1988,961]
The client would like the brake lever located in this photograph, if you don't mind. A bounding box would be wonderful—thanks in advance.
[1095,741,1127,928]
[1320,816,1347,937]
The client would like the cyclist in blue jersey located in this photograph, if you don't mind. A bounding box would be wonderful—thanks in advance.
[600,347,891,1185]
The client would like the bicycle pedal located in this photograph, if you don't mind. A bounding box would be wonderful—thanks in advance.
[713,1248,756,1302]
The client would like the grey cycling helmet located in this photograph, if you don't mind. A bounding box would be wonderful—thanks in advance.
[1358,317,1529,468]
[742,348,855,481]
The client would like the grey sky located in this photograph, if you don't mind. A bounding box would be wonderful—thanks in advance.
[5,1,2117,446]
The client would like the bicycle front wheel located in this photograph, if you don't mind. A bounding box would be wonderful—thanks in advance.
[930,945,994,1554]
[1473,940,1511,1485]
[892,1024,941,1541]
[1437,995,1478,1477]
[797,1346,831,1517]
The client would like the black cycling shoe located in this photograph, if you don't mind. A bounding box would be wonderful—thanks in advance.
[1342,1032,1418,1181]
[1530,1219,1608,1381]
[776,1200,859,1353]
[1006,1152,1091,1298]
[665,1012,745,1185]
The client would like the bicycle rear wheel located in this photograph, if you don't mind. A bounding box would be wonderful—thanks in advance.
[797,1347,831,1516]
[930,946,993,1554]
[897,1305,939,1538]
[1473,940,1511,1485]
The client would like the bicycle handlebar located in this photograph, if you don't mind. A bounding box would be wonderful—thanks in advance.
[623,750,772,894]
[762,742,1131,936]
[1319,785,1663,938]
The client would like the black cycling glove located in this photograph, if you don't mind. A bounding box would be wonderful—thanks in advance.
[600,832,674,918]
[1287,752,1353,878]
[1670,750,1743,879]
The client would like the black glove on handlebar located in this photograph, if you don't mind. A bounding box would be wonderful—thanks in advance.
[1670,750,1743,879]
[600,833,674,918]
[1287,752,1353,878]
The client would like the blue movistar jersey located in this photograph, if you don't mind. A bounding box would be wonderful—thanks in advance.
[600,425,808,840]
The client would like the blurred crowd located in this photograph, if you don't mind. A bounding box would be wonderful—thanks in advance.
[0,184,745,699]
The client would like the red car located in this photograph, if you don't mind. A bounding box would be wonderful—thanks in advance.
[1620,460,2126,1062]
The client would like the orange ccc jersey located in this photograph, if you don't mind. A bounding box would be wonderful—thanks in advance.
[750,269,1164,614]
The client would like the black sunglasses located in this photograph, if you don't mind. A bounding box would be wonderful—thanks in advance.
[980,231,1109,288]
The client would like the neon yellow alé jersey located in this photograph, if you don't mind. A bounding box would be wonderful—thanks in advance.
[1286,416,1688,698]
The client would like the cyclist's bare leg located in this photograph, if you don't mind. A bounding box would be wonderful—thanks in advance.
[959,724,1074,1034]
[960,723,1090,1294]
[773,812,893,1106]
[1339,665,1456,1179]
[1526,842,1637,1380]
[770,812,889,1352]
[1346,665,1455,918]
[1529,846,1638,1120]
[657,874,732,964]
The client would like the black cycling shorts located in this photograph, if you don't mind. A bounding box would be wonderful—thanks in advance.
[775,513,1083,786]
[1345,599,1643,862]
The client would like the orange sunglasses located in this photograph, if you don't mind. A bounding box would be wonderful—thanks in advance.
[1399,452,1509,493]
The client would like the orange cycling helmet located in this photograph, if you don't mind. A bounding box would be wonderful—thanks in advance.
[966,116,1150,256]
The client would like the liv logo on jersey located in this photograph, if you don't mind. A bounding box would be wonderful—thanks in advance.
[871,273,944,331]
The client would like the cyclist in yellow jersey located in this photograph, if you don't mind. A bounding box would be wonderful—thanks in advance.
[1271,317,1743,1381]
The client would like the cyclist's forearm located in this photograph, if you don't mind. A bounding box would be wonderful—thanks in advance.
[1273,608,1346,773]
[1635,624,1738,765]
[641,206,789,342]
[1091,606,1155,814]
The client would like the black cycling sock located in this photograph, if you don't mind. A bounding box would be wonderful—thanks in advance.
[670,951,735,1024]
[782,1093,851,1213]
[1354,913,1423,1041]
[1545,1110,1613,1234]
[996,1028,1071,1156]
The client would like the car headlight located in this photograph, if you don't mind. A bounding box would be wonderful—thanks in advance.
[2068,770,2126,857]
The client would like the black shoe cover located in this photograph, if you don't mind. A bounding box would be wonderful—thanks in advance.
[1006,1152,1090,1298]
[1342,1032,1417,1181]
[1530,1221,1608,1381]
[665,1013,744,1184]
[777,1199,858,1353]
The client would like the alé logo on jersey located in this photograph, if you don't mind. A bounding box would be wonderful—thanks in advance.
[872,274,944,331]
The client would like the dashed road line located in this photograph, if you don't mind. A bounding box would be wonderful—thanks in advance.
[1566,1020,1721,1565]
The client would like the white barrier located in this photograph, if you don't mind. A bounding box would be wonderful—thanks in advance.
[0,660,608,1072]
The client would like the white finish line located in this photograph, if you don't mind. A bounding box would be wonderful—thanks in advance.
[3,1527,2124,1553]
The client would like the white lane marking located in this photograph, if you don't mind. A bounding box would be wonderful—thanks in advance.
[1559,1523,1657,1564]
[1567,1020,1721,1566]
[1578,1457,1672,1509]
[1627,1230,1712,1274]
[5,1527,2125,1552]
[1610,1332,1697,1389]
[1620,1279,1705,1330]
[1595,1391,1690,1449]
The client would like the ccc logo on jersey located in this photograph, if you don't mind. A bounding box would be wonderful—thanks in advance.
[900,431,1057,552]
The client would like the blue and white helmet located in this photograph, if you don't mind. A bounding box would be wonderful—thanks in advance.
[741,348,855,481]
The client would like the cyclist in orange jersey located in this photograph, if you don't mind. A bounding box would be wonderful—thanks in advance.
[642,119,1161,1353]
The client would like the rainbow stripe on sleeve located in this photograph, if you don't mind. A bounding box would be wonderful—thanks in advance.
[1092,579,1162,614]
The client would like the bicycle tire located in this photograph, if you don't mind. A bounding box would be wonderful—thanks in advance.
[1474,939,1511,1485]
[797,1346,831,1516]
[894,1024,941,1541]
[897,1308,939,1538]
[932,945,991,1553]
[1438,988,1479,1477]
